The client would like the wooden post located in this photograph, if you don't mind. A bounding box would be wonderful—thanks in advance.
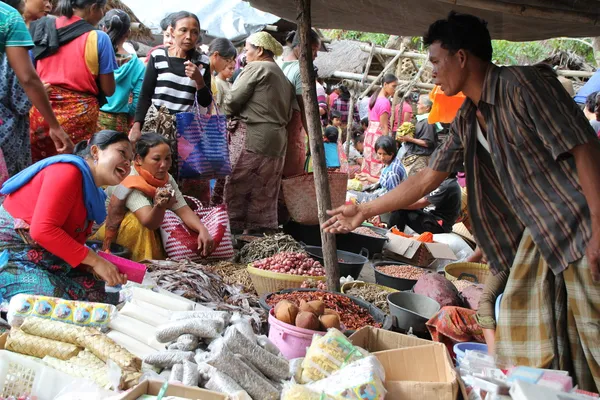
[361,42,377,85]
[359,43,406,98]
[332,71,435,90]
[389,59,404,135]
[294,0,340,292]
[345,91,356,157]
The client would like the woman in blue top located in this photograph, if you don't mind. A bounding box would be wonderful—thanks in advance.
[97,9,145,133]
[353,135,406,203]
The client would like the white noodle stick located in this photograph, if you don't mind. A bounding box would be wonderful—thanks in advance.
[131,299,171,318]
[132,287,193,311]
[107,330,155,359]
[120,302,169,327]
[109,315,164,351]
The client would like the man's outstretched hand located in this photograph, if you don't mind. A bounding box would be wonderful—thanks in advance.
[321,203,366,234]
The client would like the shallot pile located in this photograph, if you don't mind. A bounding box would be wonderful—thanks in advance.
[252,252,325,277]
[352,226,385,239]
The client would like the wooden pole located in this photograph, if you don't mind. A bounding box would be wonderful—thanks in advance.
[345,91,356,157]
[361,42,377,85]
[389,60,404,135]
[294,0,340,292]
[555,70,595,78]
[359,43,406,98]
[333,71,435,90]
[360,44,428,59]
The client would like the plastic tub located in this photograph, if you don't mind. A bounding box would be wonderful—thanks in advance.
[304,245,369,280]
[373,261,428,291]
[453,342,488,366]
[268,308,325,359]
[387,292,440,334]
[338,226,388,258]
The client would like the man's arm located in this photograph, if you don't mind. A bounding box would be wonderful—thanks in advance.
[402,197,431,210]
[572,142,600,281]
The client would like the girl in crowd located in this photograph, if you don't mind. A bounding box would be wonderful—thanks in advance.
[130,11,212,146]
[97,10,145,133]
[215,61,235,109]
[0,130,131,303]
[29,0,117,162]
[0,0,71,179]
[94,133,213,261]
[221,32,295,233]
[144,13,174,64]
[392,90,414,133]
[331,85,360,127]
[206,38,237,110]
[361,74,398,178]
[354,135,406,202]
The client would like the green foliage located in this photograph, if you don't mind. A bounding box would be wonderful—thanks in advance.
[321,29,596,66]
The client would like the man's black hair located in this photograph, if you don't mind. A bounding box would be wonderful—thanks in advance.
[423,11,493,62]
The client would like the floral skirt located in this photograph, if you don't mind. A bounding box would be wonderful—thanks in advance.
[97,111,132,134]
[0,206,118,304]
[30,86,99,163]
[360,121,384,178]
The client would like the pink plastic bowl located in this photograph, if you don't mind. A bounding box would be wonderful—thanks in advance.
[268,308,325,359]
[98,251,146,283]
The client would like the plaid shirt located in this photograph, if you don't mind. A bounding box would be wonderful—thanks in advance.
[430,64,595,275]
[332,97,360,125]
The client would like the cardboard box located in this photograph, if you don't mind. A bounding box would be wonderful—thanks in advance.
[119,380,227,400]
[383,232,457,267]
[349,327,462,400]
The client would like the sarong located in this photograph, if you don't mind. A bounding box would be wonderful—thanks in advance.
[0,206,117,304]
[223,121,284,230]
[97,111,132,134]
[30,86,98,162]
[495,229,600,392]
[360,121,384,178]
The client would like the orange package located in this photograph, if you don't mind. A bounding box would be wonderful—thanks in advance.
[416,232,434,243]
[428,86,466,124]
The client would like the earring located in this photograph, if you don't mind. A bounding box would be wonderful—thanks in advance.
[93,158,98,166]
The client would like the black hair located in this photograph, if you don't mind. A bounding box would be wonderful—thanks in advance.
[374,135,397,159]
[56,0,106,18]
[291,29,321,48]
[74,130,130,158]
[360,117,369,127]
[330,110,341,123]
[339,85,351,101]
[248,43,274,59]
[369,74,397,110]
[208,38,237,60]
[1,0,23,13]
[324,126,339,143]
[285,31,295,45]
[169,11,202,61]
[135,133,171,158]
[354,133,365,144]
[98,9,131,53]
[160,13,174,31]
[586,91,598,113]
[424,11,493,63]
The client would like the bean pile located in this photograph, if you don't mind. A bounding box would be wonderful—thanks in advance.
[452,279,476,292]
[252,252,325,276]
[210,262,255,293]
[353,226,385,239]
[376,265,426,280]
[266,291,381,330]
[345,284,392,314]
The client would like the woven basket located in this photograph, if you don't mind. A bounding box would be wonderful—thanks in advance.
[282,172,348,225]
[247,266,326,296]
[341,281,398,295]
[444,262,490,284]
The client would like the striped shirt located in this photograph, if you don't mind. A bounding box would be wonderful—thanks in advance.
[0,2,33,54]
[332,97,360,125]
[380,156,406,192]
[430,64,596,275]
[135,47,212,122]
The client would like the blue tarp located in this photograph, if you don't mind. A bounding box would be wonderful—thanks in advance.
[123,0,280,42]
[574,69,600,104]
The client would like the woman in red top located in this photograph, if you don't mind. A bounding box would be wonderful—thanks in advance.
[29,0,117,162]
[0,130,132,304]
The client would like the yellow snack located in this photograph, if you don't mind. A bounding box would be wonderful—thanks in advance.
[20,316,86,346]
[32,296,56,318]
[73,303,93,325]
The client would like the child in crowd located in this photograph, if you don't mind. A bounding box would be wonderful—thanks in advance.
[360,117,369,132]
[323,126,341,169]
[343,127,364,167]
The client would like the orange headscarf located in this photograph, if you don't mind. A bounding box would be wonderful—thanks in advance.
[120,165,169,198]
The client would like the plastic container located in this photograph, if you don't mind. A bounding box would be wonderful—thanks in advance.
[86,240,131,259]
[98,251,147,283]
[304,245,369,280]
[373,261,428,291]
[453,342,488,366]
[260,288,392,335]
[387,292,440,334]
[247,266,326,296]
[267,309,325,359]
[338,225,388,258]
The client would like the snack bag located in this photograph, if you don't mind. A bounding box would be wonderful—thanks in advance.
[52,299,74,323]
[91,304,111,325]
[32,296,56,318]
[73,303,93,325]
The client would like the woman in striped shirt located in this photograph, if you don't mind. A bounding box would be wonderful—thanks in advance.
[129,11,212,145]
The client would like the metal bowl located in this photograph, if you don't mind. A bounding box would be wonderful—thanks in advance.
[387,292,440,334]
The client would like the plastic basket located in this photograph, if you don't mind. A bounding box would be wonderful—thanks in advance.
[444,262,489,284]
[247,266,325,296]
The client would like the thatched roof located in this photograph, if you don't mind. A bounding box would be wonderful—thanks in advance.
[314,40,369,79]
[247,0,600,41]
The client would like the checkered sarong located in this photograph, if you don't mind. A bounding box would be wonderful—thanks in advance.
[495,229,600,392]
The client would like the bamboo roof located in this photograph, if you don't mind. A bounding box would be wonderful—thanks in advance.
[246,0,600,41]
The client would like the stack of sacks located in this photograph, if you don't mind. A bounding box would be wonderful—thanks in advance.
[143,309,288,400]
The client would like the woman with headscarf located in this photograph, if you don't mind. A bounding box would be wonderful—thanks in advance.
[220,32,296,233]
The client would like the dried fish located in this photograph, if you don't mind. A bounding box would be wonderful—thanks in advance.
[209,261,254,293]
[239,233,305,264]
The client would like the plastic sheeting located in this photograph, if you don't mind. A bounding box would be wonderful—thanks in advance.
[122,0,280,41]
[574,69,600,105]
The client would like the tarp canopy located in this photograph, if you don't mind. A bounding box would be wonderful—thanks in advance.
[574,70,600,104]
[247,0,600,42]
[122,0,280,42]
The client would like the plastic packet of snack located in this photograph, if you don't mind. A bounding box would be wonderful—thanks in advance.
[91,304,111,325]
[52,299,74,323]
[7,294,36,326]
[32,296,56,319]
[73,303,94,325]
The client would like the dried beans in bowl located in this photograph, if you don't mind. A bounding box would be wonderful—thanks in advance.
[265,290,382,331]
